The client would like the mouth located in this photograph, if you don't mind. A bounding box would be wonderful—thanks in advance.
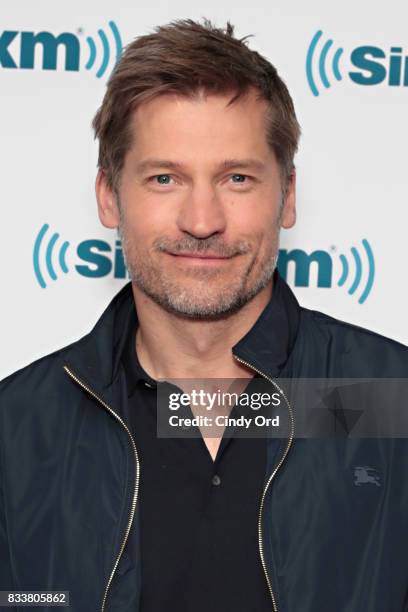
[165,251,234,265]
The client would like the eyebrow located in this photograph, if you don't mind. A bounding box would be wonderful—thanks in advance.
[134,158,266,174]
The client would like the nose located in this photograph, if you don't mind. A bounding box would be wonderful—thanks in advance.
[176,181,227,238]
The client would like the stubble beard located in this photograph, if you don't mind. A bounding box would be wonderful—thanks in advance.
[117,209,281,321]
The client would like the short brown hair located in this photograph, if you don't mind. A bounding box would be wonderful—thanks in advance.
[92,18,301,194]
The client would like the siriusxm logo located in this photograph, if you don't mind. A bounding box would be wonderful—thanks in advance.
[33,224,128,287]
[277,239,375,304]
[0,20,121,78]
[33,224,375,304]
[306,30,408,95]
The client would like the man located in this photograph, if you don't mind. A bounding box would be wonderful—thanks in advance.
[1,18,407,612]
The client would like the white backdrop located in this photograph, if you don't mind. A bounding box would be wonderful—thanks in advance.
[1,0,407,380]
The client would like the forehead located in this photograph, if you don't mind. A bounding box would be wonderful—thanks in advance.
[125,88,272,161]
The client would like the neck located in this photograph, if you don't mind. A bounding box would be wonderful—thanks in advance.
[131,282,273,381]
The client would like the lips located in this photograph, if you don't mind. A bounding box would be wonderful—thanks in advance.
[168,252,232,259]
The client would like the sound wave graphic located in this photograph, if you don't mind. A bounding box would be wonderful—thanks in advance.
[337,239,375,304]
[33,223,70,288]
[85,20,122,79]
[306,30,344,96]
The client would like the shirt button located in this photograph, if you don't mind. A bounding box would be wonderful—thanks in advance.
[211,474,221,486]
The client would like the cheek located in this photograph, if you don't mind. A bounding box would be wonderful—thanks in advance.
[226,190,280,223]
[126,189,180,228]
[227,206,278,240]
[122,192,166,227]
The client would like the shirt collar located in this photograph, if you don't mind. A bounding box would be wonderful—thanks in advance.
[121,312,157,398]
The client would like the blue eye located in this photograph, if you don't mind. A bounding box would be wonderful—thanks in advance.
[154,174,172,185]
[231,174,247,183]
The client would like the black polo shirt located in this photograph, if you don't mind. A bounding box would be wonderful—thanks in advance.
[119,272,298,611]
[120,328,271,612]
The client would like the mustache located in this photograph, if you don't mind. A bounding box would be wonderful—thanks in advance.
[154,236,251,258]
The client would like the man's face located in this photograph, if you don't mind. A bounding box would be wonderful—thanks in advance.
[97,88,296,319]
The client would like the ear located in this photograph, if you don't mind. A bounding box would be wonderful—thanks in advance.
[95,169,121,229]
[280,169,296,229]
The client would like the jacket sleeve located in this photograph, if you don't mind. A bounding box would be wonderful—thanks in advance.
[0,402,14,588]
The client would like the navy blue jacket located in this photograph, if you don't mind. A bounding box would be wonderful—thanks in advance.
[1,271,407,611]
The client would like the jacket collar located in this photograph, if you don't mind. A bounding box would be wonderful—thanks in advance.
[231,268,300,377]
[63,268,301,394]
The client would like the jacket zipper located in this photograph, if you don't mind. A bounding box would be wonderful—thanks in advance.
[233,355,295,612]
[63,365,140,612]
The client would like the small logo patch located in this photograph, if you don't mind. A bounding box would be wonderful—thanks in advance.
[354,466,381,487]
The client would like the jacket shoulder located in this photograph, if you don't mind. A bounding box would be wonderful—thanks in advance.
[296,306,408,376]
[0,337,84,398]
[305,307,407,349]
